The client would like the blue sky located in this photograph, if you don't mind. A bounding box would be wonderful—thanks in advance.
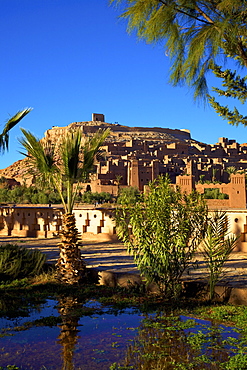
[1,0,247,169]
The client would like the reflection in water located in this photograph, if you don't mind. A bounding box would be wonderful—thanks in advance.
[57,296,81,370]
[121,315,239,369]
[0,295,244,369]
[0,296,141,369]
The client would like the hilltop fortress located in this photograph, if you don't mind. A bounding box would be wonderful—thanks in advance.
[2,113,247,196]
[41,112,247,191]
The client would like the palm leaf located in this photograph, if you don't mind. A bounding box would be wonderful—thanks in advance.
[0,108,32,153]
[60,129,82,181]
[82,128,110,179]
[19,128,58,184]
[59,127,110,212]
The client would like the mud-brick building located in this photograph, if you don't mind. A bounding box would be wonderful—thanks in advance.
[1,173,247,249]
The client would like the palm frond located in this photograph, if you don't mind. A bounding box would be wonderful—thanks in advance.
[0,108,32,153]
[60,129,82,181]
[82,128,110,179]
[19,128,58,184]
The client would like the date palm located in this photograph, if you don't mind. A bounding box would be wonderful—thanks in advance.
[19,127,110,284]
[0,109,32,153]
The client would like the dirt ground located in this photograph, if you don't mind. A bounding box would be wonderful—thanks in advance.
[1,236,247,288]
[0,236,137,274]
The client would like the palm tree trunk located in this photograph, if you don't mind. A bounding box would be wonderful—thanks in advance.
[56,213,85,284]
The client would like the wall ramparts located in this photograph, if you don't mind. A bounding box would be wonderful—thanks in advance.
[2,204,247,251]
[177,174,246,210]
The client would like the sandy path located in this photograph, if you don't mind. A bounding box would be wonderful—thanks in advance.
[1,236,247,287]
[0,236,137,273]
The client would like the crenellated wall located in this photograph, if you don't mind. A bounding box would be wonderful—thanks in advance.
[1,204,247,251]
[176,173,246,210]
[0,205,63,238]
[0,204,117,242]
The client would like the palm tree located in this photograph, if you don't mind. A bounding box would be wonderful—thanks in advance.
[19,127,110,284]
[0,109,32,153]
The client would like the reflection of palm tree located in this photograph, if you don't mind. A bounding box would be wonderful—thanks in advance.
[19,127,110,284]
[57,296,81,370]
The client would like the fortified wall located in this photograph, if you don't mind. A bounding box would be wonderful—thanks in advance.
[1,202,247,251]
[176,173,247,210]
[0,204,117,242]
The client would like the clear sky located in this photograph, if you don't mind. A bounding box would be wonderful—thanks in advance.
[1,0,247,169]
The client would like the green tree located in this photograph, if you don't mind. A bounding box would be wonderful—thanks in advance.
[19,127,110,285]
[116,175,207,297]
[110,1,247,124]
[208,66,247,126]
[117,186,141,205]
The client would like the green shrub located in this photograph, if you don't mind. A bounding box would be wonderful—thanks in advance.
[116,176,207,297]
[201,212,239,300]
[117,186,141,205]
[0,244,46,281]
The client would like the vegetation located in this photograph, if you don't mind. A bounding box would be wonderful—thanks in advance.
[110,1,247,126]
[0,244,46,281]
[116,175,207,297]
[0,109,31,153]
[80,190,113,204]
[208,66,247,127]
[0,183,61,204]
[116,186,141,205]
[201,212,239,300]
[19,127,110,284]
[203,188,229,199]
[0,182,113,205]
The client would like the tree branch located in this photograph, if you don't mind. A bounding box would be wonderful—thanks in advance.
[158,0,212,25]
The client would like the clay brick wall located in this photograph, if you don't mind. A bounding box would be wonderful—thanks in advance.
[0,205,117,242]
[177,174,246,210]
[0,205,63,238]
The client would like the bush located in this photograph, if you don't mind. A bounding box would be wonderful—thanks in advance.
[0,244,46,281]
[201,212,239,300]
[80,191,113,204]
[116,176,207,297]
[117,186,141,205]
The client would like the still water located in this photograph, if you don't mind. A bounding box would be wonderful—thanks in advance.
[0,297,244,370]
[0,298,142,369]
